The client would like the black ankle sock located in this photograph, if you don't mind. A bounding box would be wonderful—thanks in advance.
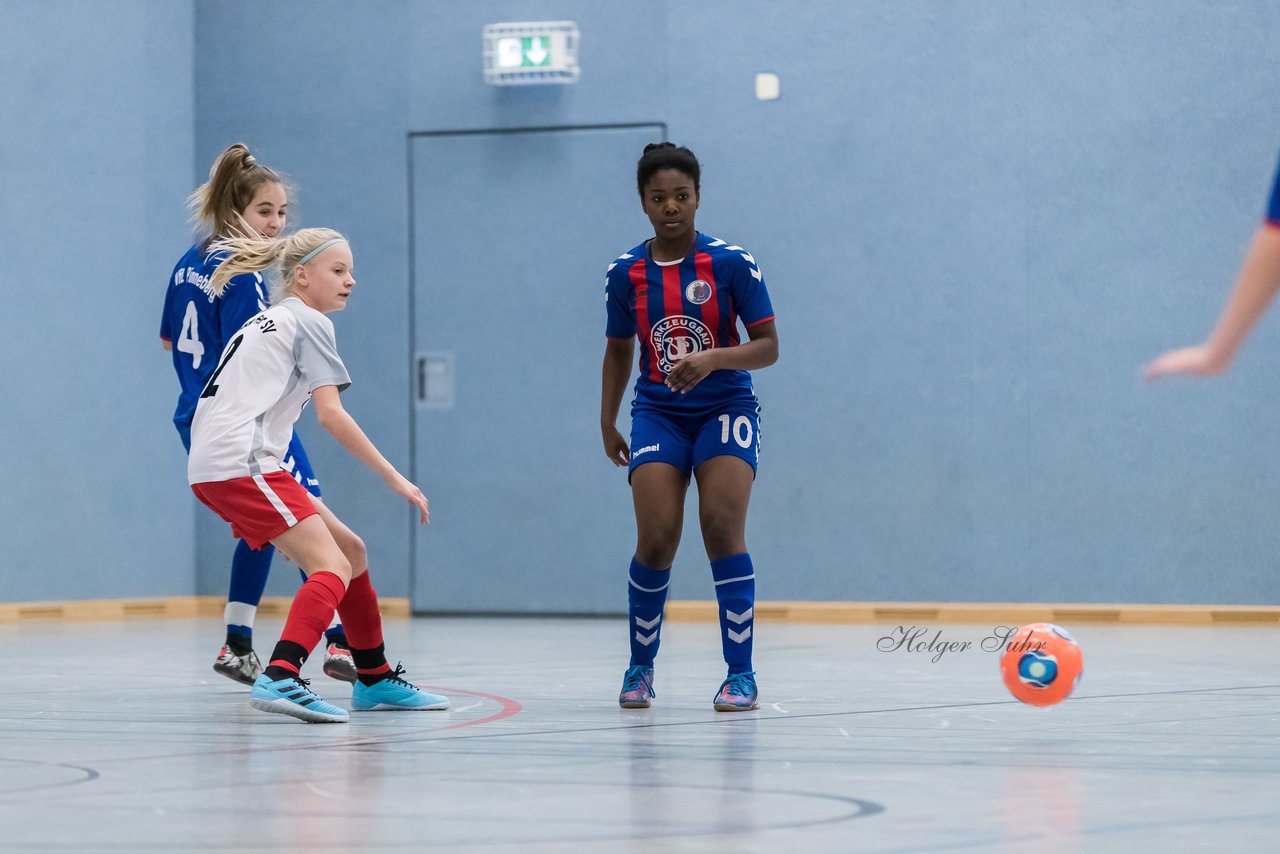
[351,643,390,685]
[262,640,309,682]
[353,653,394,685]
[225,632,253,656]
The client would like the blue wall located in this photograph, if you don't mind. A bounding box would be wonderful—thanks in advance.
[1,0,196,601]
[5,1,1280,606]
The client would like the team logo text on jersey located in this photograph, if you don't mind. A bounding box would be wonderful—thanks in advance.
[176,266,218,302]
[685,279,713,305]
[252,315,277,334]
[651,315,714,375]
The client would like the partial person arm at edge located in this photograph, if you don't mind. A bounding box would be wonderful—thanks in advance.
[1145,226,1280,380]
[311,385,429,523]
[601,337,635,467]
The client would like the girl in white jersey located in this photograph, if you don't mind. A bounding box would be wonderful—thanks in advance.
[192,227,447,723]
[162,143,355,687]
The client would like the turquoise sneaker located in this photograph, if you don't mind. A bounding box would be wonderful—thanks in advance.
[619,664,656,709]
[713,671,759,712]
[351,665,449,711]
[249,675,349,723]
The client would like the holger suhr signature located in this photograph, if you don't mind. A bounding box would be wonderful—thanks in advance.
[876,625,1048,663]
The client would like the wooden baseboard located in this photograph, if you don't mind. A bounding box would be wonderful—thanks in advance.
[1,597,1275,626]
[664,600,1280,626]
[0,595,410,624]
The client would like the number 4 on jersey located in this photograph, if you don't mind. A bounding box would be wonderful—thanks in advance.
[176,301,205,368]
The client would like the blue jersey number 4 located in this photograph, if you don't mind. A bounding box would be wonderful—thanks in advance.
[176,301,206,369]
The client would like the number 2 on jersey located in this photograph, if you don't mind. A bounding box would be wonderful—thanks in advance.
[718,414,754,449]
[200,334,244,399]
[176,301,205,368]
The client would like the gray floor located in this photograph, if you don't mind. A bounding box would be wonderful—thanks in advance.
[0,616,1277,852]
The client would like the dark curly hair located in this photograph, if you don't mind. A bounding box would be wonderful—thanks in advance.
[636,142,700,197]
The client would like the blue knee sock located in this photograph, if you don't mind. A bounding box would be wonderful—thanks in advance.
[712,553,755,674]
[225,539,273,648]
[628,558,670,666]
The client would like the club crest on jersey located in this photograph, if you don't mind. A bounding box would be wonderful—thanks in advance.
[685,279,713,305]
[651,315,714,374]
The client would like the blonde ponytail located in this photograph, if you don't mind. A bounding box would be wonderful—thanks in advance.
[207,235,282,297]
[209,227,348,303]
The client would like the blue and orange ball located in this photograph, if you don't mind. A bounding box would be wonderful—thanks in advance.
[999,623,1083,707]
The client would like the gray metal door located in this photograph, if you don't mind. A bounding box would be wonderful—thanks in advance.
[409,124,664,613]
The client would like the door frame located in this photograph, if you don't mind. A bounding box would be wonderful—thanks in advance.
[405,122,667,609]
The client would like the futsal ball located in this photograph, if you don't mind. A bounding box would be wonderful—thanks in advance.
[998,623,1083,707]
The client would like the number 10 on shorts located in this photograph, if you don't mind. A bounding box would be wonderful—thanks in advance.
[719,414,754,449]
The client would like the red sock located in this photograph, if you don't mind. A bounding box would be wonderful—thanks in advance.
[337,571,390,680]
[266,571,347,676]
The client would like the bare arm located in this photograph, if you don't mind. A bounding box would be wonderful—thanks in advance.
[1145,226,1280,380]
[311,385,429,523]
[600,337,634,467]
[665,319,779,394]
[161,339,172,351]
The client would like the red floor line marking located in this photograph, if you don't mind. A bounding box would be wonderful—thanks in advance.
[327,686,525,750]
[421,686,525,733]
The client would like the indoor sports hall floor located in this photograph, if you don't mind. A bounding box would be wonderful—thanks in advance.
[1,616,1276,852]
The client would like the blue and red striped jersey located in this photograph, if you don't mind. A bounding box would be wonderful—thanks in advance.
[605,231,775,411]
[1268,149,1280,226]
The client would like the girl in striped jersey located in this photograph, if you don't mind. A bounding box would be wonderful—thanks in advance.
[601,143,779,711]
[190,228,447,722]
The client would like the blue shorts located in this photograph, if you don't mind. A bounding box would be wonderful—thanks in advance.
[176,424,322,498]
[628,399,762,481]
[281,434,323,498]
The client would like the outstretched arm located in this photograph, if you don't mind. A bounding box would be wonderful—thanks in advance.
[311,385,429,523]
[601,338,634,467]
[1145,226,1280,380]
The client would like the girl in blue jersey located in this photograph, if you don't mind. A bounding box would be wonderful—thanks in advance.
[1145,150,1280,380]
[160,143,354,686]
[601,143,779,711]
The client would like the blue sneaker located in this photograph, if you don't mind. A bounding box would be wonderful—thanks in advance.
[619,664,655,709]
[249,675,349,723]
[713,671,759,712]
[351,665,449,711]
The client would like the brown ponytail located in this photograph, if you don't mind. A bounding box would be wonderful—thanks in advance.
[188,143,287,243]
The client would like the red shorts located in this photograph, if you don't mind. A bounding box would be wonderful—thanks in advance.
[192,471,319,550]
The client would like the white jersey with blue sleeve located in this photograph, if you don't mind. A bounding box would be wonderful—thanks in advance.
[188,297,350,485]
[160,243,269,431]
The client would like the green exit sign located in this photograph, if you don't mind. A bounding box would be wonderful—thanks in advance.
[497,36,550,68]
[484,22,580,85]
